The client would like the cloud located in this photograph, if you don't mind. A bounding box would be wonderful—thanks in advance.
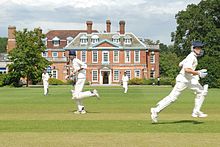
[0,0,201,44]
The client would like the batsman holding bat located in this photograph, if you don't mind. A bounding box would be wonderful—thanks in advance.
[67,50,100,114]
[150,41,209,123]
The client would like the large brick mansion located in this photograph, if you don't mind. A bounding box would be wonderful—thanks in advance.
[6,20,159,85]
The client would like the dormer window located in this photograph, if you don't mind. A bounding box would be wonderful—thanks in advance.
[52,36,60,47]
[124,35,132,45]
[80,35,88,45]
[66,36,73,44]
[91,35,99,44]
[112,35,120,44]
[42,38,47,46]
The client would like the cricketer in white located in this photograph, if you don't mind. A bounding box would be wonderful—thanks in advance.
[151,41,209,123]
[42,69,50,96]
[122,72,129,93]
[68,50,100,114]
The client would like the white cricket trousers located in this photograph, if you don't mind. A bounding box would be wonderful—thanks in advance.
[43,81,49,95]
[123,82,128,93]
[154,78,208,114]
[73,78,95,111]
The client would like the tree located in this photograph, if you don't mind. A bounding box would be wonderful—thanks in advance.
[0,37,7,53]
[159,51,180,79]
[8,28,50,87]
[171,0,220,87]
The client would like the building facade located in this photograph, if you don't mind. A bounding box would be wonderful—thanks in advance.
[6,20,159,84]
[65,20,160,84]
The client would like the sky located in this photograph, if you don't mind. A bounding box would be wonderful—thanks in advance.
[0,0,201,44]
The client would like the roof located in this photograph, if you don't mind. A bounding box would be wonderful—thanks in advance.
[46,30,98,40]
[65,32,146,50]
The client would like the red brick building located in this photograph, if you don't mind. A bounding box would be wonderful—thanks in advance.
[65,20,160,84]
[7,20,159,84]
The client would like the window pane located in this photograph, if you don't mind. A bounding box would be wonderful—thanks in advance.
[52,52,58,57]
[135,51,140,62]
[125,70,131,79]
[104,52,109,62]
[82,51,86,62]
[93,51,98,63]
[135,70,140,77]
[92,70,98,81]
[114,70,119,81]
[125,51,130,62]
[114,51,119,62]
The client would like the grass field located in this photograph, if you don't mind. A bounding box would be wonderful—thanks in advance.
[0,85,220,147]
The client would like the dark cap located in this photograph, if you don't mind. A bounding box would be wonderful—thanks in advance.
[192,41,205,48]
[69,50,76,56]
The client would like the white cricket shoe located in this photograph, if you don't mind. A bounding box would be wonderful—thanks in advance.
[74,110,81,114]
[93,89,100,99]
[80,110,87,114]
[151,108,158,123]
[192,111,208,118]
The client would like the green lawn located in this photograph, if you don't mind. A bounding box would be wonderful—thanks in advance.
[0,85,220,147]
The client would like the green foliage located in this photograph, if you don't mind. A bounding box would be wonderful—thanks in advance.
[128,78,144,85]
[159,51,180,79]
[0,37,7,53]
[170,0,220,87]
[198,56,220,88]
[7,28,51,87]
[0,74,6,86]
[49,78,65,85]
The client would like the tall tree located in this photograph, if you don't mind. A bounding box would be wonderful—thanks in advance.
[0,37,7,53]
[171,0,220,87]
[8,28,50,87]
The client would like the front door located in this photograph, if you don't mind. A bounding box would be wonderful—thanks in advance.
[103,71,109,84]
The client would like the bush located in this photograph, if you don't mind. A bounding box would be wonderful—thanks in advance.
[0,74,6,87]
[143,78,154,85]
[128,78,144,85]
[159,77,175,85]
[49,78,65,85]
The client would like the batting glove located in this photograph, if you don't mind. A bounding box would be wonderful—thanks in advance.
[198,69,208,78]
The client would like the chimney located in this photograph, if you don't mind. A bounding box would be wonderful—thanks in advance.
[86,21,93,34]
[7,26,16,53]
[119,20,125,34]
[106,20,111,33]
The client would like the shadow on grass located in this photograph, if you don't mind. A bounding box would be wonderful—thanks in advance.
[153,120,204,125]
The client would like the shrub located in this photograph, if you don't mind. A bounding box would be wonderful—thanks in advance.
[128,78,144,85]
[0,74,6,87]
[48,78,65,85]
[143,78,154,85]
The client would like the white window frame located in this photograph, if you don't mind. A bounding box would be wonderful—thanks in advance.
[52,52,58,58]
[125,70,131,80]
[102,51,109,64]
[42,52,48,57]
[113,70,120,82]
[113,50,119,63]
[91,38,99,44]
[81,50,87,63]
[42,39,47,46]
[150,51,155,64]
[53,40,60,47]
[0,68,7,74]
[113,38,120,44]
[62,52,65,57]
[92,70,98,82]
[124,38,131,45]
[124,50,131,63]
[51,70,58,79]
[134,50,140,63]
[134,70,141,78]
[92,50,98,63]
